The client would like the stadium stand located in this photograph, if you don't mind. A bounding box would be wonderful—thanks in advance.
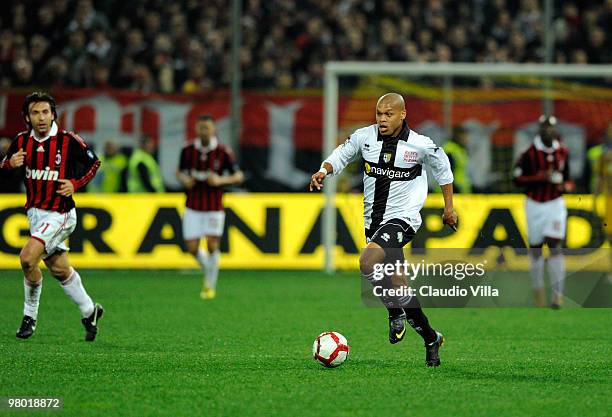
[1,0,610,91]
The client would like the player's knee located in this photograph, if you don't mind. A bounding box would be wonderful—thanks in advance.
[359,251,381,276]
[184,240,199,256]
[19,250,39,272]
[207,237,220,253]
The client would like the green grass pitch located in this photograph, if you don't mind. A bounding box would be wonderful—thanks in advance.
[0,270,610,417]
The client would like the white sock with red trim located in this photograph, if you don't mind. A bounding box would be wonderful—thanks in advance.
[61,268,95,318]
[23,278,42,320]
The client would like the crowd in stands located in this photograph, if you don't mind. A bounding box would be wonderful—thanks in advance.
[0,0,610,92]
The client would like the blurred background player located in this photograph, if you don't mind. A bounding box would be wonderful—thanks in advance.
[176,115,244,299]
[513,115,573,309]
[0,92,104,340]
[587,122,612,242]
[310,93,457,367]
[443,126,472,193]
[90,139,127,193]
[127,134,165,193]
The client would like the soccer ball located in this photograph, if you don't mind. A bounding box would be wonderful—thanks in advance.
[312,331,350,368]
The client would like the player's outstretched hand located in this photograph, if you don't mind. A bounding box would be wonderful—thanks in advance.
[10,149,26,168]
[309,171,326,191]
[442,208,458,231]
[57,179,75,196]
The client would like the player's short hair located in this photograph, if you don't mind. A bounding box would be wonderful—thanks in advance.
[22,91,58,127]
[197,114,214,122]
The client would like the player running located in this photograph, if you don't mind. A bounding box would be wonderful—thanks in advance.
[513,115,572,309]
[310,93,458,367]
[176,115,244,299]
[0,92,104,341]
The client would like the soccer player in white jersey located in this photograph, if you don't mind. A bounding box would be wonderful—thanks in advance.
[310,93,458,367]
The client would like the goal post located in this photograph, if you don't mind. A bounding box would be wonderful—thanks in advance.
[322,62,612,273]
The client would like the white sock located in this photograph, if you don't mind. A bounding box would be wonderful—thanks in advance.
[205,250,220,290]
[529,253,545,289]
[23,278,42,320]
[195,249,208,271]
[548,254,566,298]
[61,268,95,318]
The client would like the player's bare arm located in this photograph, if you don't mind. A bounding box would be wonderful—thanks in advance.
[440,183,458,229]
[176,170,196,189]
[309,162,333,191]
[206,170,244,187]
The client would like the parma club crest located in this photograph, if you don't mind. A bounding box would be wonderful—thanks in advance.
[383,153,392,163]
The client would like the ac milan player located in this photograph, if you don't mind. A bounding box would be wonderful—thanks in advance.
[0,92,104,340]
[176,115,243,299]
[513,115,573,309]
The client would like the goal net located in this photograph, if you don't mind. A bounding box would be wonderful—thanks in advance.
[322,62,612,272]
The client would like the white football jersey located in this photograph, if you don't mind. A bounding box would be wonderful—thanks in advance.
[324,123,453,231]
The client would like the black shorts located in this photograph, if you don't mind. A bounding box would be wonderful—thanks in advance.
[365,219,416,249]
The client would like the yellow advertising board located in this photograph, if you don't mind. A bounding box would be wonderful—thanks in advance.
[0,193,607,269]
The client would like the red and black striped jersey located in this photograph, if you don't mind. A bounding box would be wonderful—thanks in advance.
[513,136,570,202]
[179,137,239,212]
[0,123,100,213]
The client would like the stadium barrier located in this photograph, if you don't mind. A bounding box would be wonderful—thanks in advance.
[0,193,607,270]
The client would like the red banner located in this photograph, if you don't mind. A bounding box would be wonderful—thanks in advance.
[2,89,609,148]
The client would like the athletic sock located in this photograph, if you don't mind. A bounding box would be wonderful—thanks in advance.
[205,250,220,290]
[403,296,437,344]
[60,268,95,318]
[529,252,545,289]
[195,249,208,271]
[23,278,42,320]
[548,253,566,300]
[362,271,404,319]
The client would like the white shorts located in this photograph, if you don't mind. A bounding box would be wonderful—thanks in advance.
[27,208,77,259]
[182,208,225,240]
[525,197,567,245]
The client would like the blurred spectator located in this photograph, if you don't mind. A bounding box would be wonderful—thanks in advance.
[66,0,108,33]
[182,62,212,93]
[127,135,165,193]
[86,29,114,66]
[1,0,610,90]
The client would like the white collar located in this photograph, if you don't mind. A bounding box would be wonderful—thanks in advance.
[30,122,58,143]
[534,135,559,153]
[194,136,218,152]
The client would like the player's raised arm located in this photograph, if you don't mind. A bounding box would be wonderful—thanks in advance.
[0,136,25,170]
[310,134,362,191]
